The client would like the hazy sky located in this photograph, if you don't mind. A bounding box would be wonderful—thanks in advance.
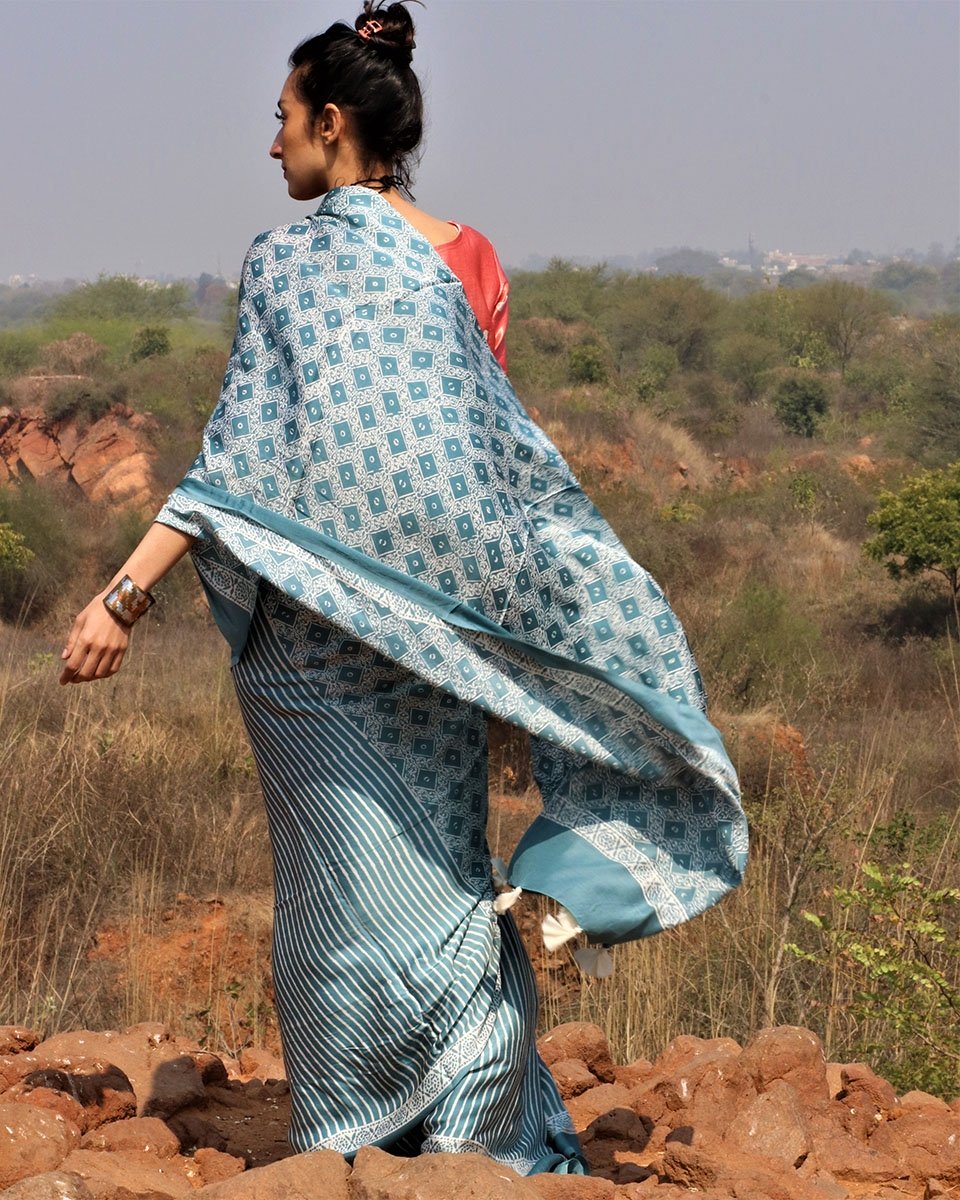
[1,0,957,281]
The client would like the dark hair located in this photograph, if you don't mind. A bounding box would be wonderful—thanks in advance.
[289,2,423,197]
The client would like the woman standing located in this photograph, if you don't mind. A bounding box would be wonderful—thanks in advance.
[60,2,747,1175]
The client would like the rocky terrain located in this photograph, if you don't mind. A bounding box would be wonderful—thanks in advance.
[0,395,158,511]
[1,1021,958,1200]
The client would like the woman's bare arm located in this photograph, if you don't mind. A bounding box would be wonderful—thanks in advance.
[59,521,196,685]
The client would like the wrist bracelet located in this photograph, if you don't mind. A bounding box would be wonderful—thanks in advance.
[103,575,155,627]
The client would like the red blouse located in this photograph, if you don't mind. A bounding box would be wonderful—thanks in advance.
[435,224,510,372]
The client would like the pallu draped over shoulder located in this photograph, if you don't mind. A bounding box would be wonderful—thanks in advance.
[156,185,748,1169]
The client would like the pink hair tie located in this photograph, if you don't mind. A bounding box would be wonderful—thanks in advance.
[357,19,383,41]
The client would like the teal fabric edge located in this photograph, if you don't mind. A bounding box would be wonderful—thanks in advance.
[171,476,735,786]
[509,816,666,946]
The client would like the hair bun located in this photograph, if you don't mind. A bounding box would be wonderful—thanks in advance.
[355,1,417,67]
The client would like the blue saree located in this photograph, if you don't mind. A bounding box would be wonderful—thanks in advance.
[155,185,748,1170]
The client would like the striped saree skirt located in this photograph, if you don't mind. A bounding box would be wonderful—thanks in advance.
[230,579,585,1174]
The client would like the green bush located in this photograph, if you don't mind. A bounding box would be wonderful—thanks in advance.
[0,329,43,378]
[568,343,607,385]
[773,374,830,437]
[131,326,172,362]
[45,378,126,427]
[633,342,679,402]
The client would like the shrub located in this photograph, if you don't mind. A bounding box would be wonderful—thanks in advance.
[568,342,607,385]
[39,332,107,375]
[633,342,679,402]
[0,522,33,570]
[130,326,172,362]
[45,377,126,426]
[0,329,43,378]
[716,332,781,402]
[773,374,830,437]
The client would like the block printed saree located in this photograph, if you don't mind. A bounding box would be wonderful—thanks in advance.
[156,184,748,1170]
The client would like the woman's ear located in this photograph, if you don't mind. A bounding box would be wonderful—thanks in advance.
[315,103,345,146]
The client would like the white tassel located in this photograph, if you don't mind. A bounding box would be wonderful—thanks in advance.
[541,906,583,952]
[493,886,523,914]
[573,946,614,979]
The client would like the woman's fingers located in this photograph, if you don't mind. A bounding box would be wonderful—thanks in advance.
[58,602,130,684]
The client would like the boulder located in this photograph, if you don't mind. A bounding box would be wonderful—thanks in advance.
[0,1028,41,1056]
[238,1046,286,1083]
[537,1026,617,1084]
[565,1084,634,1136]
[869,1110,960,1181]
[57,1148,193,1199]
[549,1059,600,1100]
[806,1113,908,1184]
[80,1116,181,1158]
[32,1029,204,1119]
[723,1079,813,1169]
[0,1103,81,1190]
[3,1061,136,1130]
[0,1170,94,1200]
[348,1147,540,1199]
[197,1150,349,1200]
[739,1026,830,1107]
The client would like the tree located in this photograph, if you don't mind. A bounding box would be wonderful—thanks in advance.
[716,332,780,402]
[52,275,191,323]
[798,281,891,377]
[773,374,829,437]
[864,463,960,602]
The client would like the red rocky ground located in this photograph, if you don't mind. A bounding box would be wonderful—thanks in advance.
[0,1021,958,1200]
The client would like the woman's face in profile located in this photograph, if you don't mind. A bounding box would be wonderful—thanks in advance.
[270,72,329,202]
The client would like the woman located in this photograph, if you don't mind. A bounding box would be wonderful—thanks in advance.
[60,2,747,1175]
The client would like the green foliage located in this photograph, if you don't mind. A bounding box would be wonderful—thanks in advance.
[716,332,780,401]
[0,522,33,571]
[797,281,891,377]
[873,260,940,293]
[45,377,126,426]
[633,342,679,403]
[510,260,607,324]
[52,276,192,324]
[568,342,607,385]
[130,326,172,362]
[788,472,819,517]
[864,462,960,599]
[0,329,43,378]
[773,374,830,437]
[794,863,960,1096]
[0,482,76,620]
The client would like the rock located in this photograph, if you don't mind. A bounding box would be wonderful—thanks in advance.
[80,1116,181,1158]
[0,1028,41,1055]
[2,1086,88,1134]
[660,1139,829,1200]
[630,1041,749,1133]
[724,1079,813,1168]
[192,1147,247,1186]
[651,1036,741,1075]
[530,1176,615,1198]
[4,1061,136,1131]
[192,1052,229,1088]
[565,1084,634,1135]
[0,1103,81,1189]
[32,1030,204,1119]
[807,1113,908,1184]
[825,1063,845,1100]
[0,1170,94,1200]
[537,1026,617,1084]
[739,1026,830,1106]
[0,1054,45,1093]
[549,1059,600,1100]
[57,1148,192,1198]
[349,1147,540,1199]
[869,1110,960,1181]
[899,1090,952,1115]
[197,1150,349,1200]
[238,1047,286,1083]
[612,1061,653,1089]
[835,1064,900,1138]
[0,404,158,512]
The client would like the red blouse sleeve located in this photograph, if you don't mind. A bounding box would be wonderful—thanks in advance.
[436,225,510,372]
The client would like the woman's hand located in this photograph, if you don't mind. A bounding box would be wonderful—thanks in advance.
[59,592,131,685]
